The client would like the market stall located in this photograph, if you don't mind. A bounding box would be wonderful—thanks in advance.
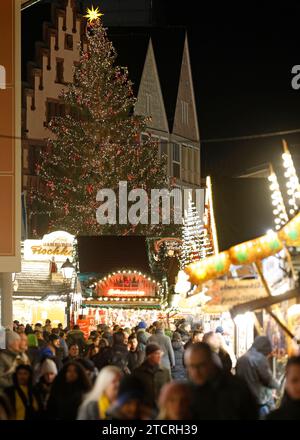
[76,236,166,329]
[12,231,81,326]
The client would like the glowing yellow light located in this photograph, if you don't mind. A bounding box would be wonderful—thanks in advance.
[84,6,104,22]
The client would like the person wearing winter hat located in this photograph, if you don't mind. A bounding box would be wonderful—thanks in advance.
[136,322,151,356]
[0,331,21,389]
[34,358,58,413]
[236,336,279,417]
[215,326,224,335]
[132,343,171,410]
[37,334,62,372]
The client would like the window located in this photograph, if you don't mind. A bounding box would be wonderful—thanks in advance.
[28,145,41,175]
[46,100,66,124]
[173,143,180,162]
[182,144,188,169]
[181,100,189,125]
[145,93,151,115]
[56,59,64,84]
[160,139,168,157]
[65,34,73,50]
[172,143,181,179]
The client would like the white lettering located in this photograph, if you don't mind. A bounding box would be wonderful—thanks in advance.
[128,188,148,224]
[291,65,300,90]
[96,189,116,224]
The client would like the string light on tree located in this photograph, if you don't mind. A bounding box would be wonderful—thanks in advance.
[268,163,289,230]
[30,11,174,236]
[282,139,300,216]
[180,194,213,269]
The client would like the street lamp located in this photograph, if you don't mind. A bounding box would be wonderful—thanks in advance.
[61,258,75,280]
[61,258,75,329]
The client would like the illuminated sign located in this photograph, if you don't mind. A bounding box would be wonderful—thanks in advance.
[97,271,159,297]
[24,231,75,262]
[107,289,145,296]
[154,237,182,255]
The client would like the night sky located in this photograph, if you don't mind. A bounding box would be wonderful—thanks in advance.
[88,0,300,176]
[25,1,300,176]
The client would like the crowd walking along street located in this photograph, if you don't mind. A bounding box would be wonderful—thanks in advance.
[2,0,300,424]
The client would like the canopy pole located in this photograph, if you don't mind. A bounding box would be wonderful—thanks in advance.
[254,261,294,340]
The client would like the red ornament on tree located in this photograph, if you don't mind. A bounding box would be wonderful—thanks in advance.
[86,184,94,194]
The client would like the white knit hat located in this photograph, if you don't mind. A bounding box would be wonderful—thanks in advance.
[5,330,21,348]
[39,358,58,376]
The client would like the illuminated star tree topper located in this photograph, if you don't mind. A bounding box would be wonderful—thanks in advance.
[84,5,104,22]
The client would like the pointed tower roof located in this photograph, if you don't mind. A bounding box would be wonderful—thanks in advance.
[108,26,186,131]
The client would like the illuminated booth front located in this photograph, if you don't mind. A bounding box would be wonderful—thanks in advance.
[77,237,165,328]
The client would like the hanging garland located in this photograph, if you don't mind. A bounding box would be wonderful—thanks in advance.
[184,212,300,285]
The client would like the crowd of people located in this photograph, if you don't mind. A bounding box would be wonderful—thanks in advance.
[0,318,299,420]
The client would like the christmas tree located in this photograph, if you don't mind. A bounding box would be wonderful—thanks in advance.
[30,13,175,236]
[180,196,213,268]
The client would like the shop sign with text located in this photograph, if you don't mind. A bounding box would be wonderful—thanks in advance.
[24,231,74,262]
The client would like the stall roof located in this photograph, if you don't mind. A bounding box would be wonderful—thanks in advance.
[77,236,152,274]
[14,260,68,299]
[211,176,274,251]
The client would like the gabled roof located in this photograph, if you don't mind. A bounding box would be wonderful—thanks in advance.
[150,27,186,131]
[210,176,274,251]
[108,26,186,131]
[21,1,52,82]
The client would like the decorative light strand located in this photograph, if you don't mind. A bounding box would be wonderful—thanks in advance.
[180,194,213,268]
[268,163,289,230]
[97,270,160,287]
[282,139,300,216]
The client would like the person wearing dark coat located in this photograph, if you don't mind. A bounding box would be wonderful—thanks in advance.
[171,332,186,381]
[62,343,80,364]
[92,332,130,374]
[4,364,43,420]
[66,326,86,355]
[236,336,279,417]
[132,344,171,410]
[184,330,204,351]
[136,322,151,353]
[91,338,111,371]
[147,321,175,371]
[127,335,144,372]
[46,361,91,420]
[108,332,130,374]
[267,356,300,420]
[177,322,191,343]
[185,342,259,420]
[34,358,57,414]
